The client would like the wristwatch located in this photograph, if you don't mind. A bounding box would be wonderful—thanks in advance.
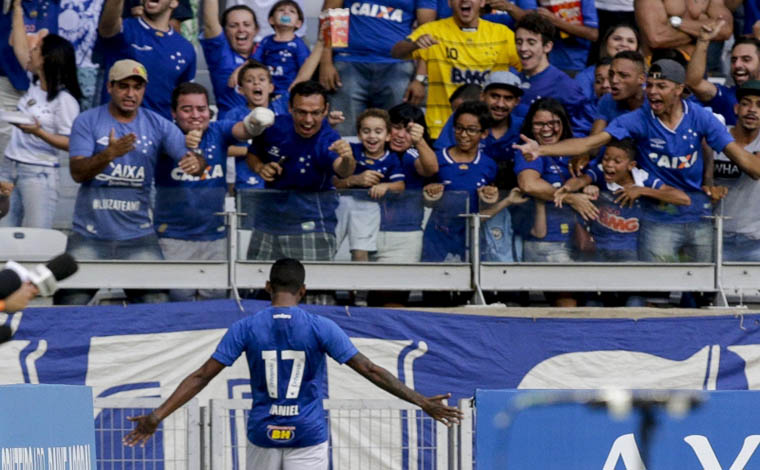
[669,16,682,29]
[414,74,429,86]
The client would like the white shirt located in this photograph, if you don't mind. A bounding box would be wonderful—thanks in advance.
[594,0,633,12]
[5,81,79,167]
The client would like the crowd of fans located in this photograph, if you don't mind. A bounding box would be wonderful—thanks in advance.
[1,0,760,306]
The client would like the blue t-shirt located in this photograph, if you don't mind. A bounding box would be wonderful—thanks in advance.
[605,100,733,222]
[68,105,188,240]
[594,93,649,123]
[99,17,197,120]
[380,148,428,231]
[545,0,598,72]
[434,116,523,163]
[574,65,596,102]
[481,0,538,29]
[585,164,663,252]
[248,115,342,234]
[253,35,310,98]
[212,305,358,448]
[422,148,497,261]
[513,152,577,242]
[226,99,290,190]
[744,0,760,36]
[0,0,59,91]
[514,65,592,136]
[199,32,251,119]
[334,0,436,64]
[154,120,240,241]
[349,143,405,183]
[703,84,737,126]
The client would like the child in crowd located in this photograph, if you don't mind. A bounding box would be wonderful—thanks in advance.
[253,0,310,98]
[421,101,498,262]
[554,138,690,262]
[335,109,406,262]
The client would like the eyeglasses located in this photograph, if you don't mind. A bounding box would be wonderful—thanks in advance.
[454,125,483,135]
[532,119,561,129]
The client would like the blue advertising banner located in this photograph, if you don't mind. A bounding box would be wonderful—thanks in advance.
[476,389,760,470]
[0,384,97,469]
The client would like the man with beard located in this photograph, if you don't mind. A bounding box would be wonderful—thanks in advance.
[98,0,196,120]
[715,81,760,261]
[686,20,760,126]
[514,59,760,263]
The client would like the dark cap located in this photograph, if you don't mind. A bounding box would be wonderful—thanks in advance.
[483,70,524,96]
[737,80,760,100]
[648,59,685,84]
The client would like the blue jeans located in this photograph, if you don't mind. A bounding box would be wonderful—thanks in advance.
[55,232,169,305]
[638,219,713,262]
[723,232,760,261]
[330,60,415,136]
[0,157,58,228]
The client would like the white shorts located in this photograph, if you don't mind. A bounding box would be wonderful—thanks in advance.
[375,230,423,262]
[334,195,380,252]
[246,440,328,470]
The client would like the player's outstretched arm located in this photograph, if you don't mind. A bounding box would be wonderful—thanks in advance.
[346,352,463,426]
[123,358,225,447]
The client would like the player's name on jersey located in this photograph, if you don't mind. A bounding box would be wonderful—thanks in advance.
[269,404,300,416]
[92,199,141,211]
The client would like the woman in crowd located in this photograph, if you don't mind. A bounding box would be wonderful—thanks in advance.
[514,98,598,306]
[575,23,640,104]
[1,0,81,228]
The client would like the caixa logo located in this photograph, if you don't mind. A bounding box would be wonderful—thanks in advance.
[604,433,760,470]
[267,425,296,442]
[647,150,699,170]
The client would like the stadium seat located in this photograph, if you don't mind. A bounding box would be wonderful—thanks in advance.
[0,228,67,261]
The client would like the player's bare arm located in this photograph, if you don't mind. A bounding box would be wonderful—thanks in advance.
[123,358,225,447]
[346,352,463,426]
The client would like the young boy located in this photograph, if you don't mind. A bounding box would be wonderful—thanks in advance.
[253,0,310,98]
[554,138,691,262]
[334,109,406,262]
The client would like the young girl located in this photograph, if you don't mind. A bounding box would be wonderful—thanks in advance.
[334,108,405,262]
[1,1,81,228]
[421,101,498,262]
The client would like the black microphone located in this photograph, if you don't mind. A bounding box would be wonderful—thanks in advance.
[1,253,79,298]
[0,325,12,345]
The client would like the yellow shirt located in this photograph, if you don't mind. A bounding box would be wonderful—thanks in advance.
[409,17,520,138]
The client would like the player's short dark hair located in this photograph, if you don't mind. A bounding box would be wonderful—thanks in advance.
[237,59,272,86]
[605,138,636,161]
[515,12,556,45]
[357,108,391,133]
[595,56,613,68]
[268,0,304,23]
[221,5,259,30]
[612,50,646,73]
[452,100,491,132]
[520,97,573,141]
[269,258,305,294]
[289,80,329,108]
[171,82,209,110]
[449,83,483,104]
[732,37,760,56]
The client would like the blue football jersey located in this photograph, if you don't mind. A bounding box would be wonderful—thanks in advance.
[253,35,311,98]
[212,306,358,448]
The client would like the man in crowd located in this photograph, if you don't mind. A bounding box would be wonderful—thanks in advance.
[320,0,436,136]
[715,81,760,261]
[245,80,355,262]
[124,258,462,469]
[391,0,520,139]
[155,82,274,301]
[56,60,204,305]
[514,59,760,263]
[511,13,592,136]
[98,0,196,120]
[634,0,731,57]
[200,0,259,119]
[686,21,760,125]
[591,50,646,134]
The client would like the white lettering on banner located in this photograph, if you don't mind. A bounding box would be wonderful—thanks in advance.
[350,2,404,22]
[0,445,92,470]
[92,199,141,211]
[94,163,145,187]
[170,164,224,181]
[603,434,760,470]
[269,404,300,416]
